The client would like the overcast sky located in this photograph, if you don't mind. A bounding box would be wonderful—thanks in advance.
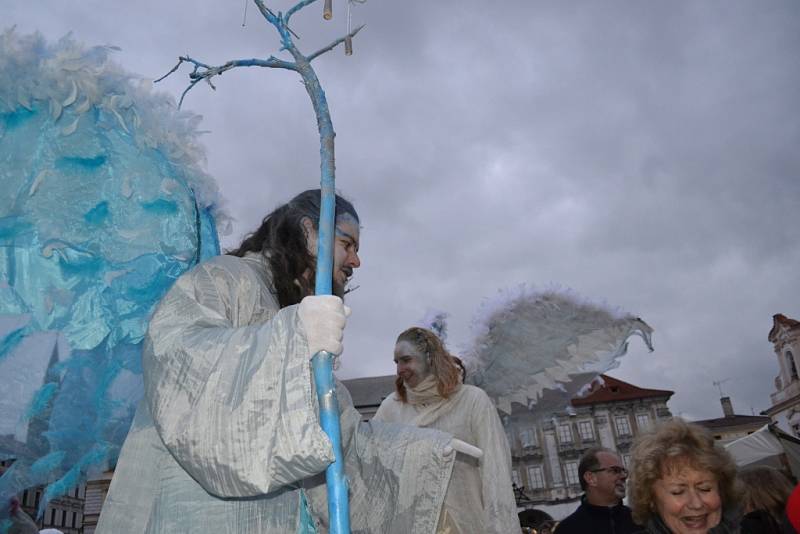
[6,0,800,421]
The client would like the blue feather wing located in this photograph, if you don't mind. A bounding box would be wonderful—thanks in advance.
[0,29,222,515]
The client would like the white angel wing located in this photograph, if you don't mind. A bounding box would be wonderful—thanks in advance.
[464,286,653,415]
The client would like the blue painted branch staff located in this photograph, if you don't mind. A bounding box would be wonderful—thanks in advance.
[96,190,458,533]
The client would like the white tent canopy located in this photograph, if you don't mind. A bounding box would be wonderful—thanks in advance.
[724,424,800,478]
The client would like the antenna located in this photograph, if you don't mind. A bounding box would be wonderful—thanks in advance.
[712,378,731,397]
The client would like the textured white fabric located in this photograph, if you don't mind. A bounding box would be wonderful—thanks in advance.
[298,295,347,357]
[374,384,521,534]
[97,253,456,533]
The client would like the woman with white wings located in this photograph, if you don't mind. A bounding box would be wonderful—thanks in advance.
[373,326,521,534]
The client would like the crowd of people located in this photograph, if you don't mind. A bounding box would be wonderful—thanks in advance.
[537,418,800,534]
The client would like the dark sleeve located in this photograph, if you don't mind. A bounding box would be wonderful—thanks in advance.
[740,510,783,534]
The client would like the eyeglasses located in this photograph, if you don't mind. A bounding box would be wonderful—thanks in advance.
[591,466,628,476]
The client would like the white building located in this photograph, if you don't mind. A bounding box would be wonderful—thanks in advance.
[505,374,673,513]
[764,314,800,436]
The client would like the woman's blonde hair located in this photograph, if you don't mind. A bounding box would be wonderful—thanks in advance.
[628,418,740,525]
[394,327,461,403]
[738,465,794,521]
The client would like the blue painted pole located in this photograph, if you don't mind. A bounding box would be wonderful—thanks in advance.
[248,4,351,530]
[298,37,351,534]
[311,184,351,534]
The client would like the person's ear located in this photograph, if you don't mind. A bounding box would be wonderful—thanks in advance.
[301,217,318,256]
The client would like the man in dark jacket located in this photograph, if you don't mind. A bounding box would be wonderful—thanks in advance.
[556,447,640,534]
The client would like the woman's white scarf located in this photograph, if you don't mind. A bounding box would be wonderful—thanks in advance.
[404,375,463,427]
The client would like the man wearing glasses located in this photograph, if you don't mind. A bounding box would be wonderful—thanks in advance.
[555,447,640,533]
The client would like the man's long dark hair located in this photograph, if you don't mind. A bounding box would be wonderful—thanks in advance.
[227,189,359,308]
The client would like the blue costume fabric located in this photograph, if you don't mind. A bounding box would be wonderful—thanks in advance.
[0,29,222,526]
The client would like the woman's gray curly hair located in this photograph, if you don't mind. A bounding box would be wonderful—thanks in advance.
[628,418,740,526]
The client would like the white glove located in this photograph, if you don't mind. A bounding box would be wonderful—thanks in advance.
[443,438,483,459]
[298,295,350,358]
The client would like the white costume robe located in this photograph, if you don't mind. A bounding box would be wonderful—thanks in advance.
[374,379,520,534]
[97,253,456,533]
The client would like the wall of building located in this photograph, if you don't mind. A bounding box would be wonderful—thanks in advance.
[505,397,672,514]
[1,459,85,533]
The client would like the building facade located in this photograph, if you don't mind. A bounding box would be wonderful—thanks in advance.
[694,396,771,445]
[764,314,800,437]
[0,459,85,533]
[82,470,114,534]
[504,375,673,509]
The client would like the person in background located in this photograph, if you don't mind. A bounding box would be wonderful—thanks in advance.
[374,326,520,534]
[555,446,640,534]
[738,465,796,533]
[628,418,740,534]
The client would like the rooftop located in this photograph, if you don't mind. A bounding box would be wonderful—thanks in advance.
[342,375,396,408]
[571,374,674,406]
[769,313,800,342]
[693,414,771,429]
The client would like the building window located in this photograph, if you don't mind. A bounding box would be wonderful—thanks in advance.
[622,453,632,468]
[558,424,573,444]
[34,491,41,511]
[511,469,521,487]
[527,465,545,489]
[72,511,78,528]
[636,413,651,431]
[519,428,537,448]
[50,508,56,525]
[615,415,632,436]
[788,351,799,381]
[578,420,594,441]
[551,461,563,485]
[564,461,580,486]
[22,490,29,507]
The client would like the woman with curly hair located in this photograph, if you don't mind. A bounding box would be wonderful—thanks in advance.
[373,326,520,534]
[628,418,740,534]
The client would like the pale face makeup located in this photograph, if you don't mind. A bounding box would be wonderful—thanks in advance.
[652,464,722,534]
[303,214,361,297]
[331,215,361,295]
[393,339,431,388]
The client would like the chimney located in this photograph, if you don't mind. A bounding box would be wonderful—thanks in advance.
[720,396,734,418]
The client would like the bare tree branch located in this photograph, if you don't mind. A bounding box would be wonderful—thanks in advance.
[253,0,297,44]
[166,55,297,108]
[307,24,364,62]
[154,57,185,84]
[285,0,318,25]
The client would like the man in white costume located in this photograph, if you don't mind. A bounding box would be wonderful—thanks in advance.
[373,326,521,534]
[97,190,458,534]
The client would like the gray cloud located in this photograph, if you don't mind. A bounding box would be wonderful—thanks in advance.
[6,0,800,420]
